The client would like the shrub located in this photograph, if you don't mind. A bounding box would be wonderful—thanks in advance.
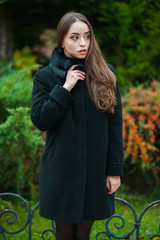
[0,57,40,122]
[123,80,160,187]
[13,46,40,70]
[0,107,45,200]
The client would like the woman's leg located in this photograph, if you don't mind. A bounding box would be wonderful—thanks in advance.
[55,221,76,240]
[75,220,94,240]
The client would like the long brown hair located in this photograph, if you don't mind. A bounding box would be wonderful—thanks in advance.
[57,11,117,114]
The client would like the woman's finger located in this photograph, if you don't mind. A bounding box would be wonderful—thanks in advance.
[68,64,79,71]
[76,73,86,78]
[106,178,111,191]
[73,70,86,75]
[106,176,121,195]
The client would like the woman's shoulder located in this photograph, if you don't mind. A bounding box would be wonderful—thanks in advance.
[107,63,116,76]
[34,64,61,86]
[34,65,53,79]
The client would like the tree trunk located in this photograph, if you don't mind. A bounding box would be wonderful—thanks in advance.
[0,2,13,62]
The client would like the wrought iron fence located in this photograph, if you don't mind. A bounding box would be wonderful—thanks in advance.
[0,192,159,239]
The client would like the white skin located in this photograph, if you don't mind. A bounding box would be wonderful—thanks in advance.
[62,21,121,194]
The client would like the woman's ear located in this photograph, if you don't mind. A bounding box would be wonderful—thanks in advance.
[62,42,64,48]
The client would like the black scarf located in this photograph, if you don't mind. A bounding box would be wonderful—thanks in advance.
[49,45,86,82]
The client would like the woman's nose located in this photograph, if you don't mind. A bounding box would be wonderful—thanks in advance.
[80,37,86,46]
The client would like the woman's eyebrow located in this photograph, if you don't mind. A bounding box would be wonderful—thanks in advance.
[70,31,90,35]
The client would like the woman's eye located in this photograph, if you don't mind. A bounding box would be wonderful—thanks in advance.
[71,36,78,40]
[86,35,90,39]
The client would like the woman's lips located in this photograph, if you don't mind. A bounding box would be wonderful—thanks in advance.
[78,49,87,55]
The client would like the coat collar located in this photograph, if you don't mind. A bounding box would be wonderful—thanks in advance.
[49,45,85,82]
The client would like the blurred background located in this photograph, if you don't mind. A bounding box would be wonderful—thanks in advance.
[0,0,160,203]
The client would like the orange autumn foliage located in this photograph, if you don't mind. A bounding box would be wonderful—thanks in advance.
[122,80,160,186]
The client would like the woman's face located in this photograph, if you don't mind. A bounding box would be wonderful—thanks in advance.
[62,21,90,59]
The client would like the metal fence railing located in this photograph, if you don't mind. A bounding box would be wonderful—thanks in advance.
[0,192,160,239]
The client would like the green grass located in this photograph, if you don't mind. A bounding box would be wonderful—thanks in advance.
[0,187,160,240]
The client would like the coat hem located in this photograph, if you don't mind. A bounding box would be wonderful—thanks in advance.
[39,210,115,223]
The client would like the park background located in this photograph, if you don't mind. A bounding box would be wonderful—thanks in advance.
[0,0,160,239]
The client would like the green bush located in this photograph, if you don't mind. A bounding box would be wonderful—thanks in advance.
[0,52,43,200]
[0,58,40,122]
[0,107,45,200]
[13,46,40,70]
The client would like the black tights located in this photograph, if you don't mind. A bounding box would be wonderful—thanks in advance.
[55,220,94,240]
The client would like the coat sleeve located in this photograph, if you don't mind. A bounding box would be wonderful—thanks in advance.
[106,65,124,176]
[31,69,73,131]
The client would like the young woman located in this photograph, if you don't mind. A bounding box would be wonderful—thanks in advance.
[31,11,124,240]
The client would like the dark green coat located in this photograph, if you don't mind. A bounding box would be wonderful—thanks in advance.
[31,46,124,223]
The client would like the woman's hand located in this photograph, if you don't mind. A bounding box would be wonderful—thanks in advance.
[106,176,121,195]
[63,64,86,91]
